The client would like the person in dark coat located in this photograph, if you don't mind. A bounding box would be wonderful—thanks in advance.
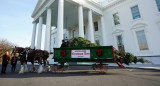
[11,53,18,72]
[1,51,10,74]
[60,40,68,48]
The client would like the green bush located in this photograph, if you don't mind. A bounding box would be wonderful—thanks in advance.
[123,52,134,65]
[138,58,145,64]
[133,56,138,64]
[115,51,151,65]
[114,50,150,65]
[68,37,151,65]
[69,37,99,47]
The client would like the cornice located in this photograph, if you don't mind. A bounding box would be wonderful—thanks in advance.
[31,0,127,19]
[32,0,49,18]
[101,0,127,10]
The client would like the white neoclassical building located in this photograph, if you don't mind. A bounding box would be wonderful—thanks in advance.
[31,0,160,64]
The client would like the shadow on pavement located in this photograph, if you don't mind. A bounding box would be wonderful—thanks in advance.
[0,64,121,78]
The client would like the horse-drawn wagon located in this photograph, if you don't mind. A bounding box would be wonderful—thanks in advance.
[53,46,124,73]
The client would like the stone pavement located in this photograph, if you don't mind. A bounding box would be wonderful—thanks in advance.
[108,63,160,70]
[0,64,160,86]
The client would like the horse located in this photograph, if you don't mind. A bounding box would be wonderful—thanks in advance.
[12,46,50,74]
[33,49,50,73]
[12,47,30,73]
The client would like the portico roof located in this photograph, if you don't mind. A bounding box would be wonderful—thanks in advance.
[32,0,101,29]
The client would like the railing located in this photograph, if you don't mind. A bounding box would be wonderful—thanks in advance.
[112,46,124,67]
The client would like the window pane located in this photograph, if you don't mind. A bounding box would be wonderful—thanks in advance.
[73,30,76,37]
[113,13,120,25]
[116,35,123,45]
[136,30,149,50]
[54,38,56,44]
[94,22,98,31]
[116,35,125,52]
[95,40,100,45]
[84,26,86,34]
[156,0,160,11]
[131,5,141,19]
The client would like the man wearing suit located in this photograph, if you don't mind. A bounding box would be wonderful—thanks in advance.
[1,51,10,74]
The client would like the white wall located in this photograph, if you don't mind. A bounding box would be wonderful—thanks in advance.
[50,0,160,64]
[103,0,160,64]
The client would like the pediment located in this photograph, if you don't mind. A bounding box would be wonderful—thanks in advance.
[35,0,42,10]
[131,23,147,29]
[32,0,45,17]
[112,28,124,34]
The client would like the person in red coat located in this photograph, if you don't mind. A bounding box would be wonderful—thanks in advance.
[1,51,10,74]
[11,53,18,72]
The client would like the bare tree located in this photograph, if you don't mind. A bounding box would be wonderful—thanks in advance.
[0,38,16,58]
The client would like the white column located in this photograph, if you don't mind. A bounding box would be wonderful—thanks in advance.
[78,5,84,38]
[56,0,64,47]
[44,8,52,51]
[88,9,95,43]
[100,16,106,46]
[36,16,43,49]
[31,22,37,49]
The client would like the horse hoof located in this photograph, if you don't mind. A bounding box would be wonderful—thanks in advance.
[19,72,24,74]
[26,70,28,72]
[37,71,42,74]
[38,69,43,73]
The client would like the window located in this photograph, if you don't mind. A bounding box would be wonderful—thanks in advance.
[84,26,86,34]
[63,33,67,39]
[136,30,149,50]
[95,40,100,45]
[116,35,125,52]
[156,0,160,12]
[73,30,76,37]
[113,13,120,25]
[94,22,98,31]
[63,34,65,39]
[131,5,141,19]
[54,38,56,44]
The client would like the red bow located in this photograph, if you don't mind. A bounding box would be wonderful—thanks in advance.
[97,49,103,56]
[61,50,66,57]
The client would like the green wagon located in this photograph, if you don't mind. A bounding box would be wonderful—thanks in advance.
[53,46,124,73]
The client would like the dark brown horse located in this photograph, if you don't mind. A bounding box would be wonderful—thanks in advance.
[34,49,50,73]
[12,46,50,74]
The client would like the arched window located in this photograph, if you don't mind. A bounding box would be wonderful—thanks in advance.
[136,30,149,50]
[73,30,76,38]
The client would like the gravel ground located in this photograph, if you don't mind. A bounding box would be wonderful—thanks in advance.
[0,64,160,86]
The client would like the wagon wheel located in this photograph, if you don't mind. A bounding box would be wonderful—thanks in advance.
[53,63,64,73]
[93,63,108,74]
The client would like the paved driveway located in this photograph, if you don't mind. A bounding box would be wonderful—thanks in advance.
[0,64,160,86]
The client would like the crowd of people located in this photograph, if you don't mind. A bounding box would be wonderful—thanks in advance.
[1,51,18,74]
[0,40,68,74]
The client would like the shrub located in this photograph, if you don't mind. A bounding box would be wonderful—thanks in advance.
[138,58,145,64]
[133,56,138,64]
[69,37,99,47]
[123,52,134,65]
[115,51,151,65]
[68,37,151,65]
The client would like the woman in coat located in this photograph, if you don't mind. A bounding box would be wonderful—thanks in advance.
[11,53,18,72]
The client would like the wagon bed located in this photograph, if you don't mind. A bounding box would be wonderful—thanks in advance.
[52,46,124,73]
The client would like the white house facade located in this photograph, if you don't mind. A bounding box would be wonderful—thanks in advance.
[31,0,160,64]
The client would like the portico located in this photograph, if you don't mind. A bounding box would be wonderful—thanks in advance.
[31,0,106,52]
